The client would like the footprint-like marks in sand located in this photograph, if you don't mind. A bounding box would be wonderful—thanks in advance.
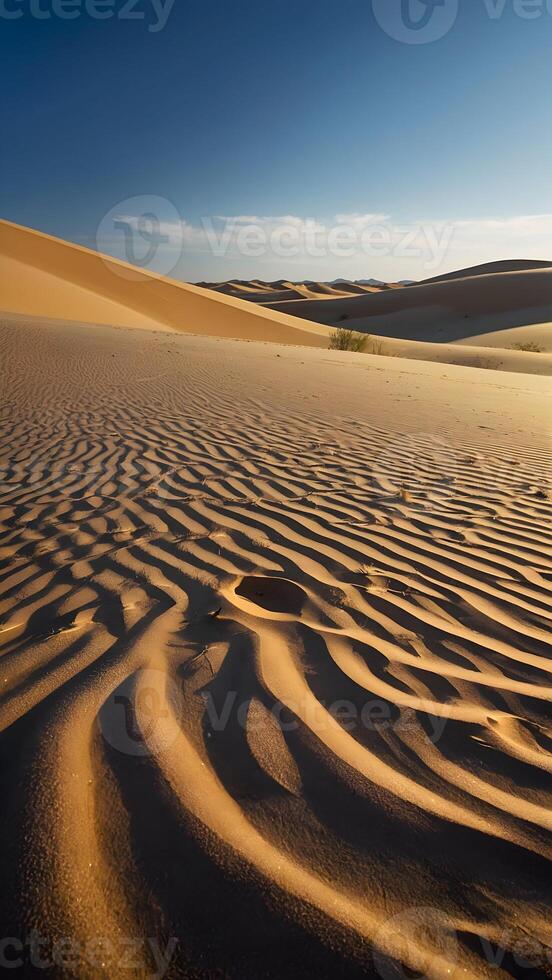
[234,575,307,614]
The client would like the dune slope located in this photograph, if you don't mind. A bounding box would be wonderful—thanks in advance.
[417,259,552,285]
[1,314,551,978]
[3,220,551,373]
[0,219,331,346]
[266,267,552,349]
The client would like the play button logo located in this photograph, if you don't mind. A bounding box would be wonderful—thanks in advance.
[372,0,459,44]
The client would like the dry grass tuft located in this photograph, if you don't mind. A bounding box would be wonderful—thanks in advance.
[510,342,544,353]
[329,328,367,352]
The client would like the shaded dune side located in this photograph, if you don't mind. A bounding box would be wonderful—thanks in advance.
[1,318,551,978]
[0,219,331,346]
[266,267,552,344]
[3,220,551,373]
[198,281,383,303]
[418,259,552,285]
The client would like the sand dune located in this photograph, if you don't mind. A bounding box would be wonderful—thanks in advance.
[196,279,383,303]
[3,219,552,377]
[356,333,552,373]
[418,258,552,285]
[266,266,552,351]
[1,312,551,978]
[456,321,552,353]
[0,219,331,346]
[201,281,308,303]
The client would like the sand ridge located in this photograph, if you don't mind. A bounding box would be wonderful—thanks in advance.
[265,266,552,348]
[0,219,333,346]
[3,219,551,375]
[0,314,551,977]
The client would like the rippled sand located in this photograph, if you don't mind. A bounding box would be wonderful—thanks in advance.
[0,315,551,978]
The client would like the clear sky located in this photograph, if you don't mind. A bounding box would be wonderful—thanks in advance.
[1,0,551,281]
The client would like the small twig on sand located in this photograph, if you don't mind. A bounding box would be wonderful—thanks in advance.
[183,646,215,677]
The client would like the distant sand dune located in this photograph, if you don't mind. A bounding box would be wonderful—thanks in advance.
[2,220,552,375]
[266,267,552,350]
[199,279,391,302]
[417,258,552,285]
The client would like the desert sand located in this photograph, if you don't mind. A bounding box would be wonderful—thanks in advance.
[3,218,551,375]
[264,264,552,360]
[418,258,552,285]
[1,225,552,978]
[197,279,392,303]
[0,220,331,346]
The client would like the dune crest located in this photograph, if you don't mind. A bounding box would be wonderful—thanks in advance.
[417,258,552,285]
[263,264,552,357]
[2,220,552,374]
[0,219,331,346]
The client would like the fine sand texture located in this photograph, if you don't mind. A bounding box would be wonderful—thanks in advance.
[1,313,551,978]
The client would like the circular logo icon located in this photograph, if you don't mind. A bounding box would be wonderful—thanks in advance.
[99,668,183,756]
[96,194,184,280]
[372,0,459,44]
[372,906,459,979]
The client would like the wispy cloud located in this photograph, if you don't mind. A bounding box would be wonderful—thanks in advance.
[96,211,552,280]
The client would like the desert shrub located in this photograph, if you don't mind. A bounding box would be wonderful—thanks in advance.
[476,357,501,371]
[366,338,386,356]
[329,328,367,352]
[510,341,544,353]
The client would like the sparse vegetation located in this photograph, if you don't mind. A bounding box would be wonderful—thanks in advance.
[329,328,367,352]
[510,341,544,353]
[328,329,395,356]
[366,338,386,356]
[474,357,501,371]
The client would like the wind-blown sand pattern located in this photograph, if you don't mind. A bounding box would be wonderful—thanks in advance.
[1,312,551,978]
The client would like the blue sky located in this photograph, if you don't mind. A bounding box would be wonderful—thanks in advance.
[1,0,551,281]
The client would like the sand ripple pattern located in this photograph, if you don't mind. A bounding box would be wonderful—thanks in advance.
[0,317,551,979]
